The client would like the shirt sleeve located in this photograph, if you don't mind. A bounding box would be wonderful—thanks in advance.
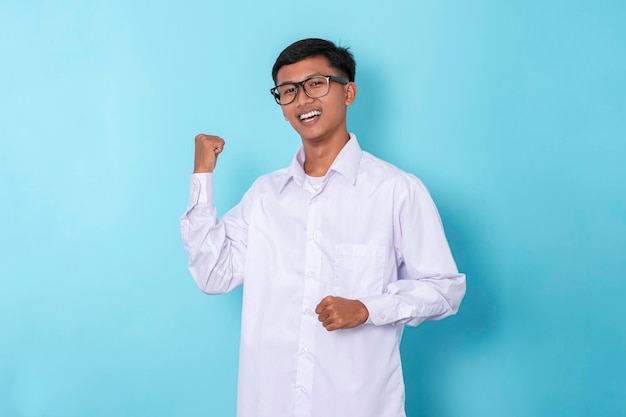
[180,173,249,294]
[359,177,466,327]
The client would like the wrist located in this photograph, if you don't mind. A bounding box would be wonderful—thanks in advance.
[193,165,214,173]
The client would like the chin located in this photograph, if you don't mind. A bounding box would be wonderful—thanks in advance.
[299,131,326,143]
[291,125,321,141]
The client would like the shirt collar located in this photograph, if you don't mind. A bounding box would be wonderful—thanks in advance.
[280,133,363,192]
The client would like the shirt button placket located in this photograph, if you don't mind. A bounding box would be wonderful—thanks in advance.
[294,194,322,417]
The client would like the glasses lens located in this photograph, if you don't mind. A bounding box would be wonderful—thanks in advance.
[303,76,330,98]
[275,83,298,105]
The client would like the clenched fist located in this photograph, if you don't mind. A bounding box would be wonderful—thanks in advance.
[194,134,225,173]
[315,296,369,331]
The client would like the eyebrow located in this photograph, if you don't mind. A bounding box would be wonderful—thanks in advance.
[277,72,329,85]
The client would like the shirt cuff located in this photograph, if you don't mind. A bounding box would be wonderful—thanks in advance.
[189,173,214,207]
[359,293,424,327]
[359,294,397,326]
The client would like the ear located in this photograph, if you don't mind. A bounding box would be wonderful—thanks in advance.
[344,82,357,106]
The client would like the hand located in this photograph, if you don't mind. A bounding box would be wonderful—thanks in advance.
[194,134,225,173]
[315,296,369,331]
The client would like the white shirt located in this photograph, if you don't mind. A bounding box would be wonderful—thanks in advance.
[180,134,465,417]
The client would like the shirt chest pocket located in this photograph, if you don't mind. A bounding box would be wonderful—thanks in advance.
[333,244,386,299]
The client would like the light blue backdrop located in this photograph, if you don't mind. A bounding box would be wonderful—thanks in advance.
[1,1,624,416]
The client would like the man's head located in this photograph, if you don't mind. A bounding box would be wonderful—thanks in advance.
[272,38,356,84]
[271,38,357,145]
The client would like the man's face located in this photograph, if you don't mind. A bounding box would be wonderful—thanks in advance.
[275,56,356,143]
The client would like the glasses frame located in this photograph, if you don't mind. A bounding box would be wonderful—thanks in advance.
[270,75,349,105]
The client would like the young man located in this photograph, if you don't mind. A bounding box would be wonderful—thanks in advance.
[181,38,465,417]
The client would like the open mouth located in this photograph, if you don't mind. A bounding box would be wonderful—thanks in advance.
[299,110,321,123]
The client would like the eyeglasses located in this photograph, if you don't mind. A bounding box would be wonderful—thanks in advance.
[270,75,349,105]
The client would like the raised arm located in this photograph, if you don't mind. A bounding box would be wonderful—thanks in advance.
[180,134,248,294]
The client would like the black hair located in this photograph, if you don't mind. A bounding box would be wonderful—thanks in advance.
[271,38,356,83]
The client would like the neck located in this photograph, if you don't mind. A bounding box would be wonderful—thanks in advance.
[302,131,350,177]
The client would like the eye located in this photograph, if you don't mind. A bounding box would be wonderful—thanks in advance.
[278,84,297,96]
[305,77,327,91]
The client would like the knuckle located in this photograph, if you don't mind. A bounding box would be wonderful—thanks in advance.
[195,134,224,144]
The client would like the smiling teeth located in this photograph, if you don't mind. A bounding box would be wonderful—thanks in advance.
[300,110,321,120]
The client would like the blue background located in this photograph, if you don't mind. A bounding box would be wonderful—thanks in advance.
[1,1,624,416]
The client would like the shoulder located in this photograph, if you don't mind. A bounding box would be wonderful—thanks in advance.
[244,167,290,194]
[359,153,442,222]
[359,151,429,194]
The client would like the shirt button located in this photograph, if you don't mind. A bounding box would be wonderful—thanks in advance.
[306,271,315,278]
[299,386,307,393]
[304,308,312,315]
[308,233,317,240]
[380,313,387,320]
[302,347,309,353]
